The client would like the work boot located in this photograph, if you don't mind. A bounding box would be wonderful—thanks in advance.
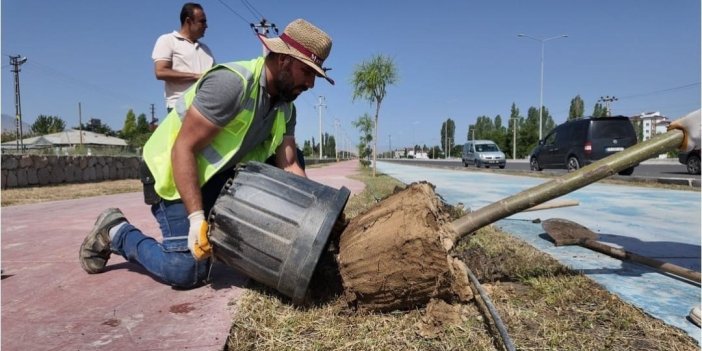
[689,304,701,328]
[79,208,126,274]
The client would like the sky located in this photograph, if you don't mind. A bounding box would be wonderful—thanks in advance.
[2,0,700,152]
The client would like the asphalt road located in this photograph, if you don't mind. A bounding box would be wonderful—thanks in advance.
[382,158,701,184]
[374,160,701,342]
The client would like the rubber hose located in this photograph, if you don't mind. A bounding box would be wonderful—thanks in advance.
[465,267,516,351]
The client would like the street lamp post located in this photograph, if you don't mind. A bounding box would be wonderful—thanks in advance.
[316,96,326,159]
[517,33,568,140]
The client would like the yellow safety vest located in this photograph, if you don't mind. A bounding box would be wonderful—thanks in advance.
[143,57,292,200]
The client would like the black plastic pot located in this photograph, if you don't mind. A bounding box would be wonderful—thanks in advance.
[208,162,350,304]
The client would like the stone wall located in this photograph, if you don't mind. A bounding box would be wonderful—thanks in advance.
[1,155,140,189]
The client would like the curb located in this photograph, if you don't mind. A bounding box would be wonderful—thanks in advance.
[380,159,700,189]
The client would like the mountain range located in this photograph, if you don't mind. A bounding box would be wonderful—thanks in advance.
[1,113,32,135]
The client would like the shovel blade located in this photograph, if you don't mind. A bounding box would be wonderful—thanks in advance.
[542,218,599,246]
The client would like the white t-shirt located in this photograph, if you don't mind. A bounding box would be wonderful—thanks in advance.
[152,31,215,109]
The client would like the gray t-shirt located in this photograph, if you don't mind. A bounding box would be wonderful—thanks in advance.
[191,66,296,172]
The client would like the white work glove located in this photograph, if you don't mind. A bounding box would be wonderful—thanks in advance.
[668,109,701,152]
[187,210,212,261]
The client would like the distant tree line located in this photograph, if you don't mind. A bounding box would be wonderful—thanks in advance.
[1,109,153,150]
[301,132,338,160]
[461,95,622,159]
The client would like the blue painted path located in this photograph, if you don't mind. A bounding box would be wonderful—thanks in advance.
[377,161,701,342]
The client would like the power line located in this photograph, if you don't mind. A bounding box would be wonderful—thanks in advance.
[214,0,253,25]
[239,0,264,19]
[618,82,700,100]
[216,0,278,50]
[28,59,151,106]
[534,81,700,118]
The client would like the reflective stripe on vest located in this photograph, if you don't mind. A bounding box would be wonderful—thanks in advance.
[142,57,291,200]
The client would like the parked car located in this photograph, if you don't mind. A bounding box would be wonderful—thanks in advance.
[529,116,638,176]
[678,148,701,175]
[462,140,506,168]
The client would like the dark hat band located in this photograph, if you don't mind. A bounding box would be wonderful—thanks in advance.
[279,33,323,67]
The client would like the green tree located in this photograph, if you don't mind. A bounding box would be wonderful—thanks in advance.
[120,109,137,140]
[129,133,152,150]
[471,115,494,140]
[518,107,542,158]
[351,54,398,176]
[310,137,319,157]
[539,106,556,136]
[428,145,442,159]
[76,118,115,136]
[1,131,18,142]
[592,103,607,117]
[322,133,336,158]
[31,115,66,135]
[137,113,150,133]
[440,118,456,158]
[302,140,313,157]
[492,114,507,150]
[568,95,585,120]
[506,103,523,159]
[352,113,374,164]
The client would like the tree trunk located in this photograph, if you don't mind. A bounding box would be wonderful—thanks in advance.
[373,100,382,177]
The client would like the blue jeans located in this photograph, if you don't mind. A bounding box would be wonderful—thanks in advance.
[111,150,306,288]
[111,200,209,288]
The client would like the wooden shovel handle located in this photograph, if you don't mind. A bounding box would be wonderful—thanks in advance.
[583,239,701,284]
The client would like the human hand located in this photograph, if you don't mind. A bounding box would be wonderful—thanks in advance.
[187,210,212,261]
[668,109,701,152]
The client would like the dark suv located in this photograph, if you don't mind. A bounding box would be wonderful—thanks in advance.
[529,116,638,176]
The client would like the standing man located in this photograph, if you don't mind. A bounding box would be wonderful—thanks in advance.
[79,19,334,289]
[152,2,215,112]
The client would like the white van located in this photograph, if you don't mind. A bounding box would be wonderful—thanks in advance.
[462,140,506,168]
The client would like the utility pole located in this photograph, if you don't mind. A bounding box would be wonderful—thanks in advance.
[511,117,519,159]
[251,18,278,55]
[78,102,83,146]
[388,134,392,159]
[149,103,159,131]
[10,55,28,151]
[598,96,618,117]
[343,132,348,160]
[315,96,326,159]
[334,118,340,162]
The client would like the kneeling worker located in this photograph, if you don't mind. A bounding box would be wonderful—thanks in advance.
[79,19,334,288]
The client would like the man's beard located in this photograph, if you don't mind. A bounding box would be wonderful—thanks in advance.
[274,64,305,103]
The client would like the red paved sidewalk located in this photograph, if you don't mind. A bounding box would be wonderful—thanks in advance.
[306,159,365,196]
[1,160,364,350]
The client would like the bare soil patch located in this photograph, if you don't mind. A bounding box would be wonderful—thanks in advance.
[1,179,141,207]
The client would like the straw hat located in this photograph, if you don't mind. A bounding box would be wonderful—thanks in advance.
[258,19,334,85]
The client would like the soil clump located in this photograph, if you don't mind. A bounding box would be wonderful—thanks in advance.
[337,182,473,312]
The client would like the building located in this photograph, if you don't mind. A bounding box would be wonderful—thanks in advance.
[392,148,429,159]
[632,111,670,141]
[1,129,127,154]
